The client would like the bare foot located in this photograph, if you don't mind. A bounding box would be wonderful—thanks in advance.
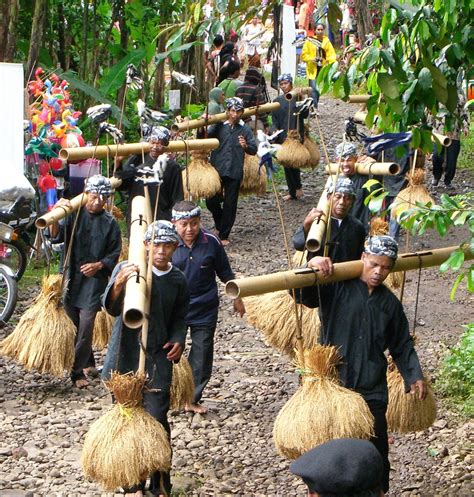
[283,194,294,201]
[124,492,143,497]
[185,403,208,414]
[73,378,89,388]
[221,239,230,247]
[83,367,99,378]
[295,188,304,199]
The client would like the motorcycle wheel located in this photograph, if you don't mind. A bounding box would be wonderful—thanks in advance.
[0,238,28,280]
[0,265,18,327]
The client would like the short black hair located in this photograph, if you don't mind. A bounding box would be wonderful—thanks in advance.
[213,34,224,46]
[173,200,200,213]
[315,22,325,29]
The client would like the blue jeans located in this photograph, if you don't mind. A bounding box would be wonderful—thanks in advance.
[308,78,320,108]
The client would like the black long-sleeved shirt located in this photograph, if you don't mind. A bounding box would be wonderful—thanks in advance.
[293,214,365,264]
[295,278,423,404]
[208,120,257,181]
[117,153,184,222]
[271,93,308,143]
[61,207,122,311]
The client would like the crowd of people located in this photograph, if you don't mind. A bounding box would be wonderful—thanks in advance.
[18,6,470,497]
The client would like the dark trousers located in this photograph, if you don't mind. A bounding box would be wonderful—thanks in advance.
[206,176,241,240]
[188,323,217,403]
[308,78,320,107]
[64,304,97,381]
[432,139,461,185]
[367,399,390,493]
[284,167,302,198]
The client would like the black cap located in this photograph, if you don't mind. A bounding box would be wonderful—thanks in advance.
[290,439,383,494]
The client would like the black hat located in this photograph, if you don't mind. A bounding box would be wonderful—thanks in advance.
[290,439,383,494]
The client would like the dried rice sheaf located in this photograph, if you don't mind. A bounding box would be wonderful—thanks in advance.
[276,130,312,169]
[92,308,115,350]
[240,154,267,196]
[170,355,195,410]
[82,372,171,491]
[0,274,76,377]
[391,169,434,218]
[273,345,374,459]
[244,290,319,357]
[182,151,221,200]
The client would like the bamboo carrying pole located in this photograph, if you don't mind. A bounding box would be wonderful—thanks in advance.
[35,177,123,229]
[432,132,452,147]
[326,162,400,176]
[348,95,370,103]
[225,245,473,298]
[122,196,149,329]
[305,177,333,253]
[284,87,312,101]
[171,103,280,132]
[353,110,368,123]
[59,138,220,162]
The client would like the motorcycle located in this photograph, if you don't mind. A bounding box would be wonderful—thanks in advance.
[0,196,36,280]
[0,263,17,327]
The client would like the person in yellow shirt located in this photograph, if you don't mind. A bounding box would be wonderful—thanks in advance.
[301,22,337,108]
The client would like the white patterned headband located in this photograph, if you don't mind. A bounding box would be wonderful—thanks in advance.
[171,206,201,221]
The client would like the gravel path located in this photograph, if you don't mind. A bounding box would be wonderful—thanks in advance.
[1,95,472,496]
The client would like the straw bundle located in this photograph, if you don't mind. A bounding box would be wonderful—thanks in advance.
[369,217,402,290]
[111,205,124,221]
[182,151,221,200]
[276,130,311,169]
[387,364,436,433]
[170,356,195,410]
[303,134,320,168]
[244,291,319,357]
[391,169,434,219]
[0,275,76,377]
[273,345,374,459]
[119,238,128,263]
[240,154,267,196]
[92,309,114,350]
[82,372,171,491]
[292,250,307,267]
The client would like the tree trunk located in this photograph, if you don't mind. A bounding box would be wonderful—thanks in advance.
[0,0,19,62]
[152,35,167,109]
[79,1,89,80]
[26,0,48,83]
[353,0,374,44]
[57,3,67,69]
[175,38,206,106]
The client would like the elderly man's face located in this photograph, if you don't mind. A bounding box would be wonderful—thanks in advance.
[174,216,201,247]
[340,156,357,176]
[227,107,244,125]
[330,192,353,219]
[85,193,108,214]
[144,241,177,270]
[149,140,166,159]
[279,80,293,94]
[361,253,394,290]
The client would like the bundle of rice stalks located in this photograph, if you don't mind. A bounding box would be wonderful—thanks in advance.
[170,355,195,410]
[119,238,129,263]
[369,217,402,290]
[391,168,434,219]
[303,133,320,168]
[276,130,311,169]
[387,363,436,433]
[0,274,76,377]
[240,154,267,196]
[182,151,221,200]
[292,250,307,267]
[245,291,319,357]
[92,308,114,350]
[111,205,124,221]
[82,371,171,491]
[273,345,374,459]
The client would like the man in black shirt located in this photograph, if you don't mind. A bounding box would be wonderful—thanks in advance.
[293,176,365,264]
[295,235,426,493]
[51,175,122,388]
[117,126,183,223]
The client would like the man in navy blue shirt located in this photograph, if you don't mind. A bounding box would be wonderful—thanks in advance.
[172,200,245,414]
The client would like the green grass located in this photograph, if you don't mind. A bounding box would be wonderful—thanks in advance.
[458,120,474,172]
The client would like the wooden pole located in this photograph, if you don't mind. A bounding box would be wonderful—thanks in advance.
[170,102,280,132]
[325,162,400,176]
[353,110,368,123]
[123,195,149,329]
[35,177,122,229]
[305,177,333,252]
[284,87,312,101]
[225,245,473,298]
[348,95,370,103]
[59,138,220,162]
